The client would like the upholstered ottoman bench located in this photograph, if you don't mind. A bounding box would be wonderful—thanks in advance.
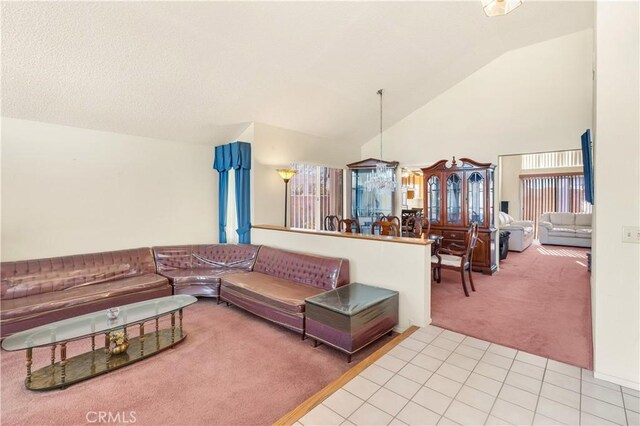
[305,282,399,362]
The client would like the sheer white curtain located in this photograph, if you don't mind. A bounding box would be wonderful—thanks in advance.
[226,169,238,243]
[289,164,343,231]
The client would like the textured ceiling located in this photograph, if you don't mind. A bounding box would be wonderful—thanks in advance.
[1,1,593,145]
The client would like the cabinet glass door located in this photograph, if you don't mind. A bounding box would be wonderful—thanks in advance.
[489,169,494,227]
[467,172,485,225]
[351,169,393,234]
[446,174,462,224]
[427,176,441,224]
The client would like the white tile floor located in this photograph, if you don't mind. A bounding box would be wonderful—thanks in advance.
[297,325,640,426]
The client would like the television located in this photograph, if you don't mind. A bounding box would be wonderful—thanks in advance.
[581,129,594,204]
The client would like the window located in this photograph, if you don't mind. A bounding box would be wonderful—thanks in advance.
[521,150,583,170]
[521,173,592,236]
[289,163,343,230]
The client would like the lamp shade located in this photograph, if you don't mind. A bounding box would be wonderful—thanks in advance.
[481,0,522,16]
[276,168,298,182]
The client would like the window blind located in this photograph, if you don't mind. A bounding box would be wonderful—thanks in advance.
[521,174,592,237]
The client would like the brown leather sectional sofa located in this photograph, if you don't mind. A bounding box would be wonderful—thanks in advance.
[220,246,350,335]
[1,245,350,338]
[153,244,260,298]
[0,248,172,337]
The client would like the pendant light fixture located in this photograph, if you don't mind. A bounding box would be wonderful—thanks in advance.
[364,89,396,191]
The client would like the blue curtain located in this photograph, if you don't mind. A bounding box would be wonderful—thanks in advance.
[213,144,232,243]
[581,129,594,204]
[231,142,252,244]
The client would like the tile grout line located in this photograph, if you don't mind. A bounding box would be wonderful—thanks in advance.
[382,329,486,424]
[298,326,423,426]
[428,334,495,424]
[579,368,583,426]
[621,381,629,426]
[342,326,445,424]
[483,348,519,425]
[385,327,448,424]
[530,356,549,425]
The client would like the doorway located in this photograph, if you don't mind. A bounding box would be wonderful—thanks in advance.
[429,150,593,369]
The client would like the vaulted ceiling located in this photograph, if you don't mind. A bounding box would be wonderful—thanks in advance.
[1,1,593,145]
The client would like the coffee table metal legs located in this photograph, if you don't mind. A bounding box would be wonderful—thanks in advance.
[140,323,145,356]
[60,343,67,384]
[26,348,32,386]
[171,313,176,343]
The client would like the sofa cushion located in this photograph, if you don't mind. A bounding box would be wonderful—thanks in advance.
[1,248,157,300]
[575,214,592,227]
[548,228,579,238]
[221,272,325,314]
[431,254,466,268]
[252,246,349,291]
[158,268,237,285]
[1,273,168,322]
[575,228,592,235]
[549,213,575,226]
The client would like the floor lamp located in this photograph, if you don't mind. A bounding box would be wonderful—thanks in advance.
[276,168,297,227]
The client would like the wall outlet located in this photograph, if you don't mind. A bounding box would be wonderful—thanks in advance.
[622,226,640,243]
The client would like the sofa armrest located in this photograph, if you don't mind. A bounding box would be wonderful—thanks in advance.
[539,221,553,230]
[510,220,534,227]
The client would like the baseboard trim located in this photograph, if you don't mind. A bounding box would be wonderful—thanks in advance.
[272,325,420,426]
[594,370,640,391]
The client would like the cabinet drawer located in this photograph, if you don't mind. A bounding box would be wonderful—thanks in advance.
[443,230,465,240]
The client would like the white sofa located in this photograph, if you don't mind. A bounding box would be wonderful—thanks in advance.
[498,212,534,252]
[538,212,592,248]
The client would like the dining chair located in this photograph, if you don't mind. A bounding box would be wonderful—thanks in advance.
[381,215,401,228]
[431,223,479,297]
[371,221,401,236]
[324,215,340,231]
[339,219,361,234]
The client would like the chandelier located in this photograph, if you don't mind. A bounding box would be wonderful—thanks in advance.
[481,0,522,17]
[364,89,396,191]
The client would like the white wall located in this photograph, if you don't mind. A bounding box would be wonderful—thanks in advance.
[593,1,640,389]
[252,226,432,331]
[361,29,593,166]
[1,118,218,261]
[499,155,524,220]
[251,123,360,227]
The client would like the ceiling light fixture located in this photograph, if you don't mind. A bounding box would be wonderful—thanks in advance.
[364,89,396,192]
[481,0,522,17]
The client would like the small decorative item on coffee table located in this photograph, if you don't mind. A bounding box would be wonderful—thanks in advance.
[109,331,129,355]
[305,282,399,363]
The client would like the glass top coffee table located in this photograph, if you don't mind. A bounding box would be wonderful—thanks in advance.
[2,295,197,391]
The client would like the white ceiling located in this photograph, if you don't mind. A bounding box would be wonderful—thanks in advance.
[1,1,594,146]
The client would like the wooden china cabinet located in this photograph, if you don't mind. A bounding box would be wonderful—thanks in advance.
[421,157,497,275]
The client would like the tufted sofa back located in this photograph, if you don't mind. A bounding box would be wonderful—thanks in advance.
[1,248,157,300]
[153,244,260,272]
[252,246,350,291]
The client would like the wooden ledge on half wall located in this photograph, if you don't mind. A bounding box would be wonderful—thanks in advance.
[252,225,433,246]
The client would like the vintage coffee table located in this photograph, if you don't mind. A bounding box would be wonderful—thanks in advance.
[305,283,399,362]
[1,295,197,391]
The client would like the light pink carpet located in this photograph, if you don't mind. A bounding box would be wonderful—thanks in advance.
[1,299,392,426]
[432,241,593,369]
